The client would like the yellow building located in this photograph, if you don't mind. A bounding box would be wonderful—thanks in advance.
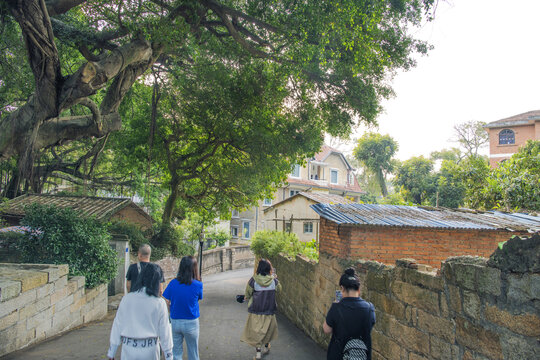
[230,145,364,242]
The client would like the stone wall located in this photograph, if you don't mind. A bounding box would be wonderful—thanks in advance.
[0,263,108,357]
[269,243,539,359]
[156,245,255,282]
[319,218,524,269]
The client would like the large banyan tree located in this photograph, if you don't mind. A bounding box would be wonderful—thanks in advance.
[0,0,434,201]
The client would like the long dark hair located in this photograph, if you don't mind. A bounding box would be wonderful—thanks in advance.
[256,258,273,276]
[131,263,162,297]
[339,267,360,291]
[176,256,200,285]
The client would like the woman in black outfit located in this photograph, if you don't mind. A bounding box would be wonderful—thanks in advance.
[323,268,376,360]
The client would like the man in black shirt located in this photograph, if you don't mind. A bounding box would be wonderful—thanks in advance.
[126,244,165,294]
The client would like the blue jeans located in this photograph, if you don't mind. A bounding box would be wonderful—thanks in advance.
[171,318,199,360]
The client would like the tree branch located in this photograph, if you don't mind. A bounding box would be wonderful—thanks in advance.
[202,1,270,58]
[34,112,122,151]
[45,0,85,16]
[50,17,127,50]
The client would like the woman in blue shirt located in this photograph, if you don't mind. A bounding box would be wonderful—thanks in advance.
[163,256,203,360]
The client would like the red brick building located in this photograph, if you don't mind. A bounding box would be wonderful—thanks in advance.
[484,110,540,167]
[311,203,539,269]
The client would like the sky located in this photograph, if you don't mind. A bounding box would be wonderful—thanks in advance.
[340,0,540,161]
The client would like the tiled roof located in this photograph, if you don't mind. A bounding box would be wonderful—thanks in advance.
[311,203,540,232]
[312,144,354,170]
[484,110,540,129]
[263,192,353,213]
[299,192,354,205]
[1,194,152,222]
[313,144,338,162]
[287,177,364,194]
[288,144,363,193]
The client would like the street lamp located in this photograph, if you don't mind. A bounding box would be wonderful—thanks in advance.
[198,225,204,279]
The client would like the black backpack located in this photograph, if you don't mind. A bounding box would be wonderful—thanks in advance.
[341,337,368,360]
[336,305,368,360]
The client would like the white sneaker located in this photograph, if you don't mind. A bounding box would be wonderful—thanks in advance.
[254,349,262,360]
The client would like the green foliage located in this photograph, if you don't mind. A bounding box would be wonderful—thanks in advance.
[394,156,434,204]
[151,222,195,260]
[453,121,489,157]
[359,193,378,204]
[108,220,148,252]
[489,140,540,211]
[0,231,23,262]
[431,160,466,208]
[250,230,318,261]
[18,204,117,288]
[206,228,231,248]
[454,155,491,209]
[354,133,398,197]
[378,192,412,205]
[430,148,462,162]
[0,16,34,112]
[174,212,207,244]
[2,0,436,232]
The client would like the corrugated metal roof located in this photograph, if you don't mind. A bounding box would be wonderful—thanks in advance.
[310,203,540,232]
[1,194,150,221]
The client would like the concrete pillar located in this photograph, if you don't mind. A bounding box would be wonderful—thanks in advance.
[221,248,227,272]
[108,234,130,295]
[230,248,236,270]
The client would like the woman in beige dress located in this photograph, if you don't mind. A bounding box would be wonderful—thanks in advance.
[241,259,281,359]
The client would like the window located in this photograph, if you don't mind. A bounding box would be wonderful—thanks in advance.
[289,190,300,197]
[303,222,313,233]
[330,169,338,184]
[243,222,250,239]
[348,173,355,185]
[231,210,239,218]
[290,164,301,178]
[231,226,238,237]
[499,129,515,145]
[263,198,272,206]
[285,222,292,233]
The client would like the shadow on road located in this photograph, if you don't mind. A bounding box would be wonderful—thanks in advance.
[3,268,326,360]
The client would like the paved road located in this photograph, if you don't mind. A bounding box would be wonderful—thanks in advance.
[3,268,326,360]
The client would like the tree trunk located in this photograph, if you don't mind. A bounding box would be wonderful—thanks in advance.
[1,0,160,161]
[162,176,180,227]
[376,168,388,197]
[4,172,22,199]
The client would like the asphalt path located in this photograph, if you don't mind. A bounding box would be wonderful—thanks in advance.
[3,267,326,360]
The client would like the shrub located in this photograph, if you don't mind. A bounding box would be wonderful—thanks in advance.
[151,223,195,260]
[0,231,23,262]
[251,230,318,261]
[108,220,148,252]
[206,228,231,248]
[18,203,117,288]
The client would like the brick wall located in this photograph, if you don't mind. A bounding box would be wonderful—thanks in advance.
[112,206,153,230]
[155,245,255,283]
[269,251,539,360]
[0,263,108,357]
[319,218,523,269]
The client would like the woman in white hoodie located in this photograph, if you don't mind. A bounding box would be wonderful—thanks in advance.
[107,263,173,360]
